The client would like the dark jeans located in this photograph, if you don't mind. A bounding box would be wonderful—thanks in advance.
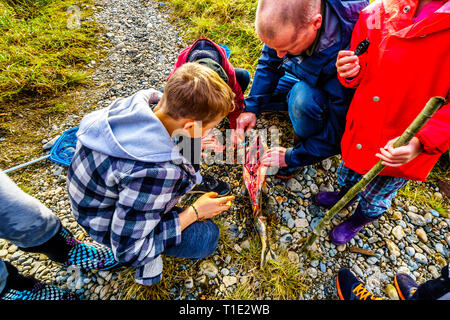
[259,73,328,140]
[164,219,219,259]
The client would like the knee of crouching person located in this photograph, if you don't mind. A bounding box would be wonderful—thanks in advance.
[201,220,220,258]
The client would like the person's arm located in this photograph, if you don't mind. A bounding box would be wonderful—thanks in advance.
[336,15,370,89]
[244,44,285,115]
[376,98,450,166]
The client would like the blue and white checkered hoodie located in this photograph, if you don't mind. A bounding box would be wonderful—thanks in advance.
[67,89,200,285]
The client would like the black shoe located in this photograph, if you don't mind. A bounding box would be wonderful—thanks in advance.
[275,166,303,179]
[189,174,231,196]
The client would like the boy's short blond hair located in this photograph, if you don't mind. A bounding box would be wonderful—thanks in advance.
[160,62,235,124]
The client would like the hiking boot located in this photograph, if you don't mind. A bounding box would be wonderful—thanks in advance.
[0,261,77,300]
[336,268,381,300]
[329,204,377,245]
[394,273,418,300]
[275,166,303,179]
[315,187,357,209]
[189,174,231,196]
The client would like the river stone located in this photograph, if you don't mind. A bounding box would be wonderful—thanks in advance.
[222,276,237,287]
[391,225,405,240]
[384,239,401,257]
[407,212,426,226]
[288,251,299,264]
[385,284,399,300]
[200,261,218,278]
[287,178,302,192]
[415,228,428,243]
[294,218,309,228]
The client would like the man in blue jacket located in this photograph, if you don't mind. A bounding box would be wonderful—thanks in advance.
[236,0,369,178]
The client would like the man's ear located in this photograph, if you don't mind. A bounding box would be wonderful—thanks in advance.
[311,13,322,31]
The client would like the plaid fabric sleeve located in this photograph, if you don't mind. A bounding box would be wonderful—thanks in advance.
[110,166,184,270]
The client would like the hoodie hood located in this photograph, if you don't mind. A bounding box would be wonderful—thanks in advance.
[76,89,185,164]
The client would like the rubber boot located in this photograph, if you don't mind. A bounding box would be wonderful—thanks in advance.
[315,186,357,209]
[329,204,377,245]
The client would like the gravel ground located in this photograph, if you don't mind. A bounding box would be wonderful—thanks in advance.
[1,0,448,300]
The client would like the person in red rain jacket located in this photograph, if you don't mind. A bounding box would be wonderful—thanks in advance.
[315,0,450,245]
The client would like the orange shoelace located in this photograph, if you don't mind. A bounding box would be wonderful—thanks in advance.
[352,284,382,300]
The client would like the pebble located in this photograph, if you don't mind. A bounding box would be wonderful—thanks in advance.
[307,268,318,279]
[391,225,405,240]
[287,251,299,264]
[415,228,428,243]
[385,284,399,300]
[184,277,194,290]
[405,247,415,257]
[287,178,302,192]
[406,212,426,226]
[200,261,218,279]
[280,234,293,243]
[222,276,237,287]
[221,268,230,276]
[435,243,448,258]
[414,253,428,264]
[321,159,332,170]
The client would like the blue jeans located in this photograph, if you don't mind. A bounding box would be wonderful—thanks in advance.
[164,219,219,260]
[0,171,61,294]
[258,73,327,140]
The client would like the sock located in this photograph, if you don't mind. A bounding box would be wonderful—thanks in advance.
[0,261,39,296]
[18,225,74,264]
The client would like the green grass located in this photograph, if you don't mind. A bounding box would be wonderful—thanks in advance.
[0,0,100,104]
[162,0,261,74]
[398,180,449,218]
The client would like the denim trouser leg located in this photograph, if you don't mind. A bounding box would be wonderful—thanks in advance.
[287,81,327,139]
[257,74,327,140]
[164,219,219,259]
[0,171,61,294]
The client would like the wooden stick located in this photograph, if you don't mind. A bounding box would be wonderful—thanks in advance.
[303,96,447,251]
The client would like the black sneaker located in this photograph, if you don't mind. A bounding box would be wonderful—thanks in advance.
[189,174,231,196]
[275,166,303,179]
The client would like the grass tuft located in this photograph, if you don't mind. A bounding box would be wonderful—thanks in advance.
[161,0,261,74]
[0,0,100,104]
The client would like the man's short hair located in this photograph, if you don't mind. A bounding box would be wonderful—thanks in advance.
[160,63,235,124]
[256,0,321,39]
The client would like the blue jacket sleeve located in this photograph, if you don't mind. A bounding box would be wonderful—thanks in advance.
[243,45,285,115]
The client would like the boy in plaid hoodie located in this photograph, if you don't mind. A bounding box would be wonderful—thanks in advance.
[67,63,235,286]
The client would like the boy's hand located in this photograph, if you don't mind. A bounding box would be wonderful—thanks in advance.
[375,137,424,167]
[260,147,288,167]
[193,192,235,220]
[336,50,361,79]
[236,112,257,142]
[202,134,225,154]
